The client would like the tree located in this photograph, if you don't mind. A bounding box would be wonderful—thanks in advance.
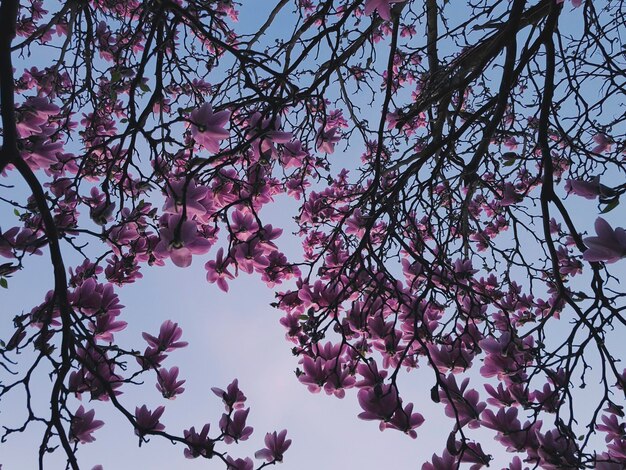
[0,0,624,468]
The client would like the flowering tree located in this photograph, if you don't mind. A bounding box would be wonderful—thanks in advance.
[0,0,625,468]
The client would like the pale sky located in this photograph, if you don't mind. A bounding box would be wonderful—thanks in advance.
[0,2,623,469]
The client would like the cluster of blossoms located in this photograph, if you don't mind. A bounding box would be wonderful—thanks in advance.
[1,0,625,469]
[66,316,291,467]
[2,1,308,466]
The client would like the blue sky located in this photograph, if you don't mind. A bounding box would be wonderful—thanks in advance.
[1,1,624,469]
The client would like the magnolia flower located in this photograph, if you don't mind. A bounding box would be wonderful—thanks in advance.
[282,140,307,168]
[189,103,230,153]
[504,136,519,150]
[254,430,292,462]
[225,456,254,470]
[142,320,188,352]
[592,133,612,154]
[16,96,60,138]
[134,405,165,436]
[583,218,626,263]
[156,366,186,399]
[422,450,457,470]
[565,176,601,199]
[212,379,247,410]
[154,214,212,267]
[220,408,253,443]
[357,384,399,421]
[162,179,210,218]
[315,126,341,154]
[70,406,104,444]
[183,424,213,459]
[499,182,522,206]
[383,403,425,438]
[205,247,235,292]
[364,0,406,21]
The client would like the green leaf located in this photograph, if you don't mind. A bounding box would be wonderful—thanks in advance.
[139,82,151,93]
[14,208,20,217]
[0,278,8,289]
[600,198,619,214]
[111,70,121,83]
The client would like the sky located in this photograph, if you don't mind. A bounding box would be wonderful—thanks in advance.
[0,1,624,469]
[0,194,454,470]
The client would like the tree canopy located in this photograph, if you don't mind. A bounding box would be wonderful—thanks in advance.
[0,0,625,468]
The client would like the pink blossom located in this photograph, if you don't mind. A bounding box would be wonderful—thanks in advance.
[68,347,123,401]
[315,126,341,154]
[69,278,124,317]
[137,346,168,370]
[205,247,235,292]
[154,214,212,267]
[504,136,519,150]
[596,414,625,443]
[504,456,529,470]
[298,356,326,393]
[232,240,269,274]
[565,176,602,199]
[230,209,259,242]
[90,310,127,343]
[16,96,59,138]
[211,379,247,410]
[254,429,291,462]
[583,218,626,263]
[594,453,624,470]
[383,403,425,438]
[156,367,186,399]
[225,456,254,470]
[162,179,210,218]
[481,407,521,435]
[70,406,104,444]
[458,441,492,468]
[142,320,188,352]
[257,224,283,253]
[22,136,64,171]
[357,384,399,421]
[183,424,214,459]
[282,140,307,168]
[189,103,230,153]
[219,408,253,444]
[134,405,165,436]
[355,360,388,388]
[86,187,115,225]
[484,383,519,407]
[422,450,457,470]
[499,182,522,206]
[247,112,292,158]
[593,133,612,154]
[363,0,406,21]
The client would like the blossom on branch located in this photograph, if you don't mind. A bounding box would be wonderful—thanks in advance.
[189,104,231,153]
[363,0,406,21]
[583,218,626,263]
[254,429,291,462]
[70,406,104,444]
